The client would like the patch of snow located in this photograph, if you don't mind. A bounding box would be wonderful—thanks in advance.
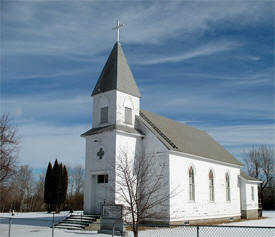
[0,211,274,237]
[224,211,275,227]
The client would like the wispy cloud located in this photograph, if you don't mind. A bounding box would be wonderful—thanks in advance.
[7,68,90,81]
[135,41,241,65]
[173,69,274,87]
[2,1,271,57]
[201,124,275,147]
[1,94,92,122]
[17,122,87,168]
[200,123,275,160]
[141,83,274,121]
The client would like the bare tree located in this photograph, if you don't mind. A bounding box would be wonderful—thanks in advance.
[69,165,84,194]
[10,165,34,211]
[32,173,45,211]
[0,167,46,212]
[244,145,275,210]
[65,164,84,211]
[115,152,177,237]
[0,114,20,183]
[244,145,274,190]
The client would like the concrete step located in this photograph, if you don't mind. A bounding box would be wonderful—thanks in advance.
[54,225,83,230]
[70,214,100,219]
[55,223,86,228]
[53,213,100,230]
[68,217,96,221]
[57,221,88,226]
[62,219,91,224]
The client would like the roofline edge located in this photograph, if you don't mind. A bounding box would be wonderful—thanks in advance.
[239,175,262,183]
[169,149,243,168]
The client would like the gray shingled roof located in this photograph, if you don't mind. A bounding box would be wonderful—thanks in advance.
[140,110,243,166]
[240,171,262,182]
[92,42,141,97]
[81,124,142,137]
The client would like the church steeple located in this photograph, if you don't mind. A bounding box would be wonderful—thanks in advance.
[92,42,141,98]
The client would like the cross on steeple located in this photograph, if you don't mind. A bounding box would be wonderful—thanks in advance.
[97,147,104,159]
[112,19,124,42]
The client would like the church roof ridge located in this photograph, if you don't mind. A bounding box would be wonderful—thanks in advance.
[139,109,243,166]
[92,42,141,97]
[140,110,178,149]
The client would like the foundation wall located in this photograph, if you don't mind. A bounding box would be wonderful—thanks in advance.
[241,209,259,219]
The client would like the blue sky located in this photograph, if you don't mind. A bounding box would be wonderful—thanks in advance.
[1,0,274,169]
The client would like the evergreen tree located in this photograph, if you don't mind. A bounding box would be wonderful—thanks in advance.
[52,159,61,211]
[44,162,53,212]
[56,163,64,210]
[61,165,68,204]
[44,159,68,213]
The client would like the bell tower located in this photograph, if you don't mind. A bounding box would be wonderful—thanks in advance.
[91,42,141,129]
[82,21,142,215]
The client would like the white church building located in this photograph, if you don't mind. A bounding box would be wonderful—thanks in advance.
[82,40,261,224]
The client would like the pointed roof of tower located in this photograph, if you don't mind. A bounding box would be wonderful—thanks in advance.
[92,42,141,97]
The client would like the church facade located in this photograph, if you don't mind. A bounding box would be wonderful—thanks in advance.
[82,42,261,223]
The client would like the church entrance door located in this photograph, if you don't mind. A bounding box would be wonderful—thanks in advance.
[91,174,110,215]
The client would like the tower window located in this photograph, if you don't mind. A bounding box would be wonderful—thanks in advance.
[125,107,132,124]
[97,174,108,183]
[100,107,108,124]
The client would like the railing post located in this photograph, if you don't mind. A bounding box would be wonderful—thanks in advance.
[52,213,55,237]
[8,218,11,237]
[112,224,115,237]
[197,225,199,237]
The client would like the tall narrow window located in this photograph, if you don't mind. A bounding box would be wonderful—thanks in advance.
[251,186,255,201]
[125,107,132,124]
[226,173,231,202]
[189,167,195,201]
[100,107,108,124]
[209,170,214,201]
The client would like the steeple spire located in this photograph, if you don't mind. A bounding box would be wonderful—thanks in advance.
[92,42,141,98]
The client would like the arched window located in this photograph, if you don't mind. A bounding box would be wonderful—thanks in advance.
[189,167,195,201]
[226,173,230,202]
[209,170,214,201]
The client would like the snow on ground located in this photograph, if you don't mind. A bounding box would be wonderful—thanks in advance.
[224,211,275,227]
[0,211,110,237]
[0,211,274,237]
